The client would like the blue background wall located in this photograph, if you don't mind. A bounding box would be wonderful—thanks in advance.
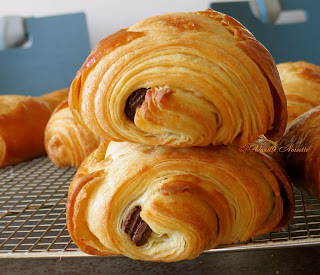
[0,13,90,96]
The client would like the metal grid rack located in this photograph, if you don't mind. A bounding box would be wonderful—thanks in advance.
[1,157,320,258]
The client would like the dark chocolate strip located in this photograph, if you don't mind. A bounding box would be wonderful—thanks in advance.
[125,88,148,122]
[132,221,153,247]
[123,206,153,246]
[123,206,142,237]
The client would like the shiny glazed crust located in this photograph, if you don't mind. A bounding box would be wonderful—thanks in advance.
[69,9,287,147]
[45,101,100,168]
[279,106,320,199]
[0,88,69,167]
[277,61,320,123]
[67,139,294,262]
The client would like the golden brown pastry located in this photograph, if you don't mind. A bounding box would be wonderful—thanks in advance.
[277,61,320,123]
[45,101,100,168]
[279,106,320,199]
[67,139,294,262]
[0,88,69,167]
[69,9,287,147]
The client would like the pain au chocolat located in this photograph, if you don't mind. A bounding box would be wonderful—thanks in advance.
[0,88,69,167]
[277,61,320,123]
[67,139,294,262]
[69,9,287,147]
[45,101,100,168]
[279,106,320,200]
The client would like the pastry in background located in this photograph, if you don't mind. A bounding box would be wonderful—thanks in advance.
[277,61,320,123]
[279,106,320,200]
[67,139,294,262]
[45,101,100,168]
[69,9,287,147]
[0,88,69,167]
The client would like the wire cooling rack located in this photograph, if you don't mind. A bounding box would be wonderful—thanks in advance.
[1,157,320,258]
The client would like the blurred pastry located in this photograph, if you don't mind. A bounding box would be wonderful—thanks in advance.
[0,88,69,167]
[69,9,287,147]
[67,139,294,262]
[45,101,100,168]
[277,61,320,123]
[279,106,320,199]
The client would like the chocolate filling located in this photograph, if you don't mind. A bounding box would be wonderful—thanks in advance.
[125,88,148,122]
[123,206,153,246]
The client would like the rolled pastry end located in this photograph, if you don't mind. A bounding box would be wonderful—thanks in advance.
[45,135,73,167]
[45,101,100,168]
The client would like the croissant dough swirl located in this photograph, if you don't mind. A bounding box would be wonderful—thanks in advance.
[0,88,69,167]
[69,9,287,147]
[277,61,320,123]
[67,140,294,262]
[45,101,100,168]
[279,106,320,200]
